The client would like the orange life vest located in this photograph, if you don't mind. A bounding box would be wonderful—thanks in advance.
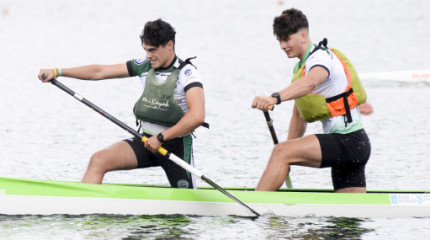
[292,40,367,123]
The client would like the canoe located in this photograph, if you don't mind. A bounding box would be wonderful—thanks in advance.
[0,176,429,218]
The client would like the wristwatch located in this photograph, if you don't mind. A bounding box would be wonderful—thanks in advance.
[271,92,281,105]
[157,133,165,143]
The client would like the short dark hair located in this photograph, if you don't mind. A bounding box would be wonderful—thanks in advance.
[273,8,309,40]
[140,19,176,46]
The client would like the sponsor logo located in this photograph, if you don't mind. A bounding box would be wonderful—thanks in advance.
[177,180,189,188]
[184,69,192,77]
[141,97,170,111]
[134,58,147,65]
[390,194,430,205]
[390,195,398,204]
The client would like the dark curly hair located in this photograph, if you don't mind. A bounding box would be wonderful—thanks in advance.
[273,8,309,40]
[140,19,176,46]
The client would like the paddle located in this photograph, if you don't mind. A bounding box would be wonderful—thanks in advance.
[42,75,260,217]
[263,108,293,188]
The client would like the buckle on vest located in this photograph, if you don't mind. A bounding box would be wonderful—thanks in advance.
[326,88,354,126]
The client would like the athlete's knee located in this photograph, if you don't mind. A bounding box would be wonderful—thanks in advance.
[271,142,294,164]
[88,151,109,173]
[272,143,285,156]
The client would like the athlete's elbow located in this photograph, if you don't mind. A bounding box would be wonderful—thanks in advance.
[88,65,111,80]
[90,72,108,80]
[195,114,205,126]
[307,81,318,92]
[191,112,205,127]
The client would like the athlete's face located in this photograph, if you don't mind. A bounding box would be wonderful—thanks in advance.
[278,30,308,60]
[143,40,175,69]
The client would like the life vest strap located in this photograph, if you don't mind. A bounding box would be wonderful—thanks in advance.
[178,56,197,69]
[309,38,328,55]
[326,88,354,125]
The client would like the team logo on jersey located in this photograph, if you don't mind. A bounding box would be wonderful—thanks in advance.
[184,69,192,77]
[134,58,147,65]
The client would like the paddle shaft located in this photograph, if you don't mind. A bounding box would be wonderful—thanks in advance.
[47,77,260,217]
[263,111,279,144]
[263,110,293,188]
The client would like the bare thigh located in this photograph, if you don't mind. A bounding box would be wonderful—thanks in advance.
[92,141,138,171]
[275,135,322,168]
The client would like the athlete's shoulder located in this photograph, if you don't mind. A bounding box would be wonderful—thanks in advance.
[132,58,150,66]
[181,62,198,74]
[129,58,152,75]
[306,49,333,70]
[308,48,332,61]
[179,63,201,82]
[176,58,203,89]
[175,57,199,76]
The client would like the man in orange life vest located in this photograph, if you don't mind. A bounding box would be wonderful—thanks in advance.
[252,8,371,193]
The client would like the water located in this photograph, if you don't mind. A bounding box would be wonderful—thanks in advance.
[1,0,430,239]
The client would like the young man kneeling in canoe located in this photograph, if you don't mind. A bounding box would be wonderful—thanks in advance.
[252,9,371,193]
[38,19,206,189]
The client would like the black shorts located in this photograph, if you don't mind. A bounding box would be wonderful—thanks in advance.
[316,129,371,191]
[123,134,195,189]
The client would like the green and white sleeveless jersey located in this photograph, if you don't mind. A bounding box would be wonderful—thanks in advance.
[126,57,203,135]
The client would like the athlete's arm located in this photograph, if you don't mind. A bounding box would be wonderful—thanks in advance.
[252,66,329,110]
[143,86,205,152]
[280,66,329,100]
[287,104,307,140]
[38,63,129,82]
[163,87,205,140]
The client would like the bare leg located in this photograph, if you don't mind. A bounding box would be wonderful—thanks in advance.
[335,187,366,193]
[256,135,322,191]
[256,149,291,191]
[81,141,138,184]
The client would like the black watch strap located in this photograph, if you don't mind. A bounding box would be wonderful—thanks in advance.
[157,133,165,143]
[271,92,281,105]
